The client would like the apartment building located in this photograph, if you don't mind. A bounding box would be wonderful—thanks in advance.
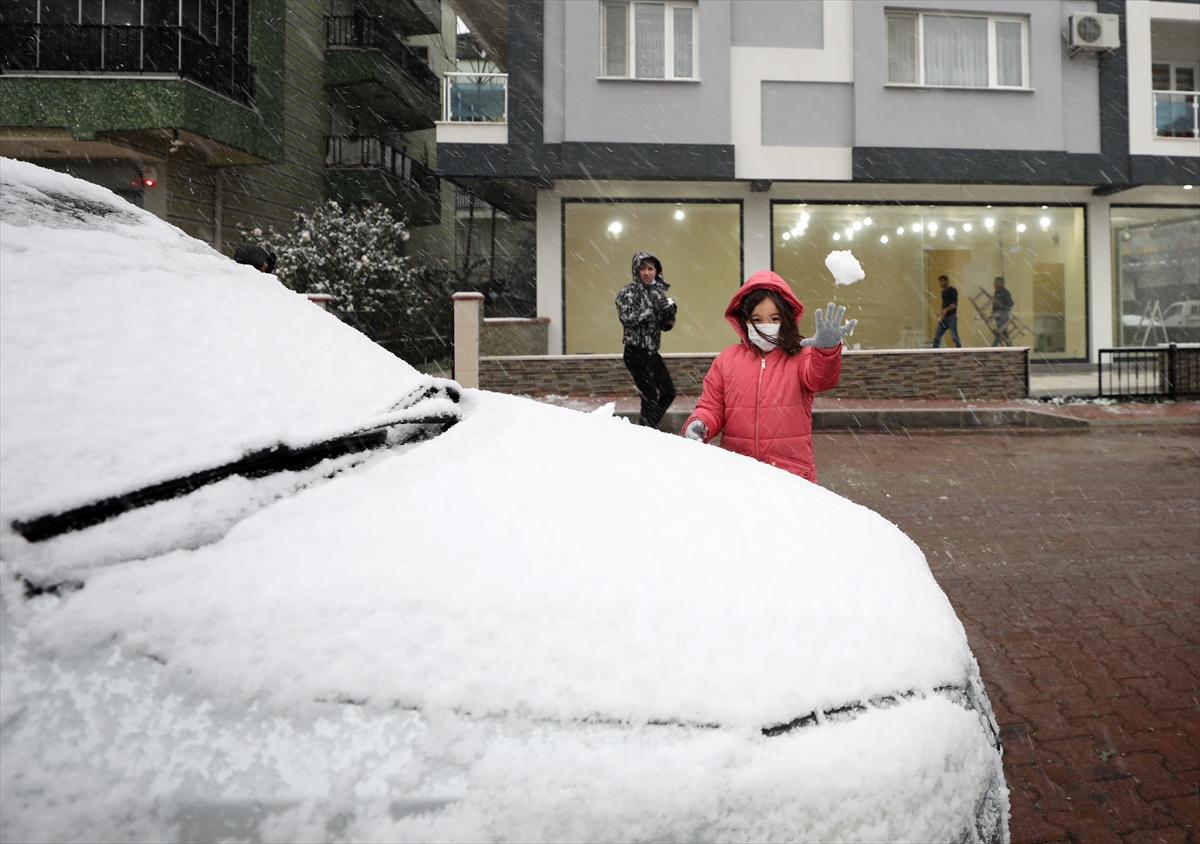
[0,0,456,261]
[438,0,1199,361]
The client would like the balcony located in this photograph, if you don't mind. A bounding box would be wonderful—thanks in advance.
[357,0,442,37]
[0,23,254,106]
[324,14,440,130]
[324,136,441,226]
[436,72,507,144]
[1154,91,1199,139]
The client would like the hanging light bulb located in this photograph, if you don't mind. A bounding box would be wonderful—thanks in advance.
[962,223,973,232]
[880,235,889,244]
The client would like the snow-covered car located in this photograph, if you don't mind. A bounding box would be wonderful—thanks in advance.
[0,160,1009,843]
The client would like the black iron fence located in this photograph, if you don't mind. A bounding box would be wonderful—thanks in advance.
[325,13,439,100]
[325,136,439,199]
[0,23,253,106]
[1099,344,1200,399]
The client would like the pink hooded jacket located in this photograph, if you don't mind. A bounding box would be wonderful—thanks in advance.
[683,271,842,483]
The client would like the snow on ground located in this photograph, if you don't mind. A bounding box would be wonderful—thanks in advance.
[0,161,1006,842]
[0,158,429,523]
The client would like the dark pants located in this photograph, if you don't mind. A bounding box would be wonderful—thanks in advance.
[623,346,676,429]
[992,310,1011,346]
[932,315,962,348]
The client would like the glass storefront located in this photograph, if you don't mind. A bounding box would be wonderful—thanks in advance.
[1112,206,1200,346]
[772,203,1088,359]
[563,200,742,354]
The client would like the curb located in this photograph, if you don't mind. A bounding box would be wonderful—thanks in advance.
[615,407,1092,432]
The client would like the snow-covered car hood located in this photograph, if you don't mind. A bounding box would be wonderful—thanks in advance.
[0,162,1007,843]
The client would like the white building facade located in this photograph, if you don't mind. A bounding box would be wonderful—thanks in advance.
[440,0,1199,361]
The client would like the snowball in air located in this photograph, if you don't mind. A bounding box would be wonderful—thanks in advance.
[825,251,865,286]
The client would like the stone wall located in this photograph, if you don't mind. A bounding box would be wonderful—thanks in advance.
[479,347,1030,400]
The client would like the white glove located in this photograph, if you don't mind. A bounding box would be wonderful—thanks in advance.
[685,419,707,441]
[800,302,858,349]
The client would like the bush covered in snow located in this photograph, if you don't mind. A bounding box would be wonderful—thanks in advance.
[241,203,465,356]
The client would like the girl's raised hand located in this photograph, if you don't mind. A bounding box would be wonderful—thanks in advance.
[800,302,858,349]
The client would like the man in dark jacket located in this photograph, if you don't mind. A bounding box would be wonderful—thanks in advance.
[932,274,961,348]
[615,252,677,429]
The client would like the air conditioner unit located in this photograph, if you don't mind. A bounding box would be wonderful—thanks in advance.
[1069,13,1120,52]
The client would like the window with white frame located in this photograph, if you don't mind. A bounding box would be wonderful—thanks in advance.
[886,11,1029,89]
[601,1,697,80]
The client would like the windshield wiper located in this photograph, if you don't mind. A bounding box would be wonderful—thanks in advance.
[12,384,460,543]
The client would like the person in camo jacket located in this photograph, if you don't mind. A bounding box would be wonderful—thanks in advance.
[615,252,678,429]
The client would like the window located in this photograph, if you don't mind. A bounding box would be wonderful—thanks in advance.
[886,11,1028,89]
[601,1,696,80]
[1153,62,1197,92]
[773,204,1087,359]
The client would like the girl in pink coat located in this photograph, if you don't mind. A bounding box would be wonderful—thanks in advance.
[682,271,857,484]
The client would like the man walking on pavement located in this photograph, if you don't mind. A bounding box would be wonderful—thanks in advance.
[991,276,1014,346]
[616,252,678,429]
[932,274,962,348]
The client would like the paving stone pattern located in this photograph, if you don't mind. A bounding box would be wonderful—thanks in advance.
[816,426,1200,844]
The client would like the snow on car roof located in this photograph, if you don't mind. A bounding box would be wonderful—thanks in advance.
[0,158,431,522]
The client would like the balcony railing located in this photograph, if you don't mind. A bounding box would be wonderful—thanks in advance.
[1154,90,1200,138]
[325,13,439,101]
[0,23,254,106]
[326,135,439,198]
[442,72,507,123]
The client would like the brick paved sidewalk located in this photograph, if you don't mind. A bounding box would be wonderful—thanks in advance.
[815,425,1200,844]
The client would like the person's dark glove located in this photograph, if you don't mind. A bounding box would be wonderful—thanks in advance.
[684,419,707,441]
[800,303,858,349]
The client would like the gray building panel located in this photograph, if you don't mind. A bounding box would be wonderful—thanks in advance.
[544,0,567,143]
[548,0,732,145]
[852,0,1100,153]
[731,0,823,49]
[761,81,854,147]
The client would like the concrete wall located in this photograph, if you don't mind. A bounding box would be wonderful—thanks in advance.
[544,0,733,144]
[853,0,1102,153]
[731,0,823,48]
[480,347,1030,400]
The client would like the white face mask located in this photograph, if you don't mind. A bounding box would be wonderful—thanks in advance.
[748,322,780,351]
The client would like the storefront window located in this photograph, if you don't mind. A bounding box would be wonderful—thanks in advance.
[772,203,1087,359]
[1112,207,1200,346]
[563,201,741,354]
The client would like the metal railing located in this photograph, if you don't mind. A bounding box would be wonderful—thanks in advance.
[1153,90,1199,138]
[1099,344,1200,399]
[443,72,507,122]
[325,13,439,100]
[325,136,439,198]
[0,23,254,105]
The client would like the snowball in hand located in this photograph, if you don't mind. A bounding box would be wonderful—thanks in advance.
[824,250,865,286]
